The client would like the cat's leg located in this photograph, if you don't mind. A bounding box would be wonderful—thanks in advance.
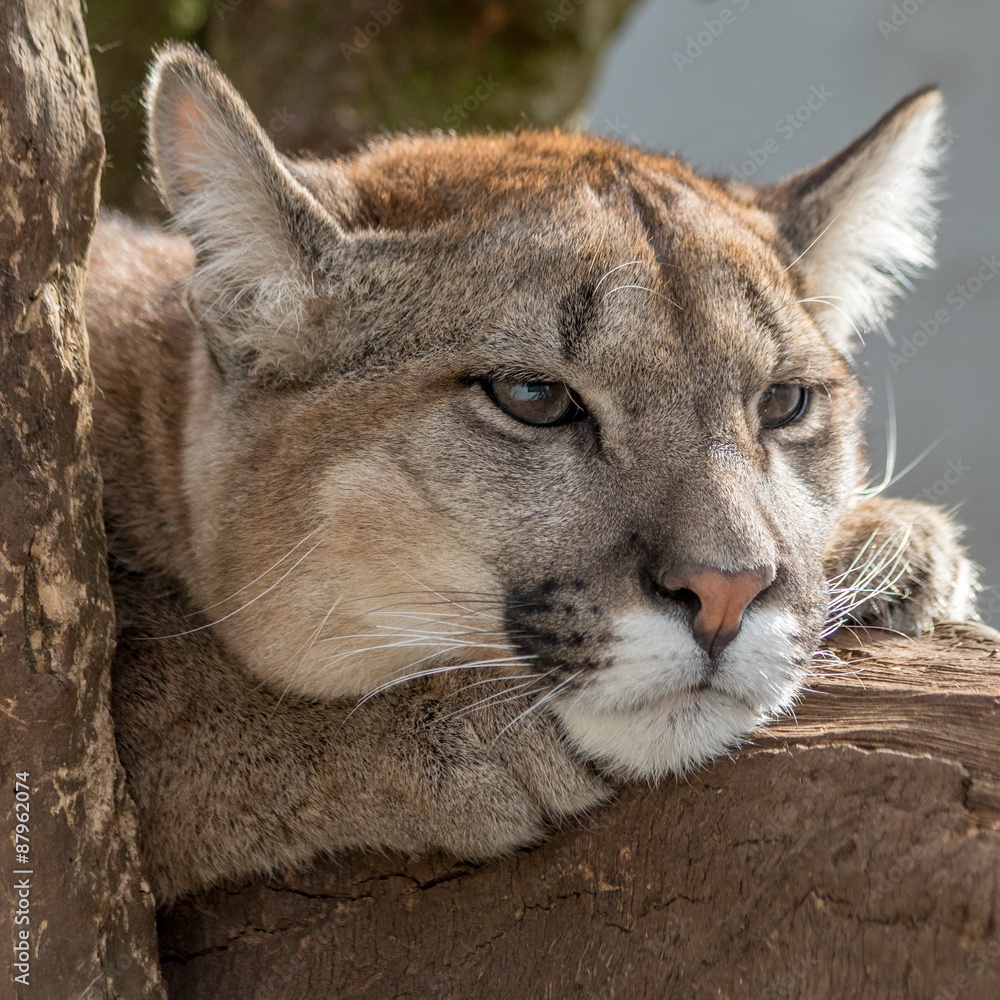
[112,577,610,903]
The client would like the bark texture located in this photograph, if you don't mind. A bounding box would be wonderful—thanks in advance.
[158,623,1000,1000]
[0,2,165,997]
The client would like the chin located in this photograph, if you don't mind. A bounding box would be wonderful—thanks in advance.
[552,688,765,779]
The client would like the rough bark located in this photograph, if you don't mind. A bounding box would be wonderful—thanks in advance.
[0,2,165,997]
[159,623,1000,1000]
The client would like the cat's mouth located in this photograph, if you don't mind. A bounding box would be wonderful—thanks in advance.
[538,606,809,778]
[555,670,771,723]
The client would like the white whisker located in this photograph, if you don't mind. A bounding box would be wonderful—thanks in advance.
[141,541,322,640]
[491,673,579,746]
[179,526,322,618]
[593,259,644,294]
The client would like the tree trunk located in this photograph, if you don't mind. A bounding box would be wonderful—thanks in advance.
[86,0,644,213]
[158,623,1000,1000]
[0,3,165,997]
[208,0,641,155]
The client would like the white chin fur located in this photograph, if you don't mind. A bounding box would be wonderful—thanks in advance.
[551,608,804,779]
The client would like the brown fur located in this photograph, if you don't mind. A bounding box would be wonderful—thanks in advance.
[87,47,974,902]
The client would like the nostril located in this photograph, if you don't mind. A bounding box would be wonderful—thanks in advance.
[658,585,702,621]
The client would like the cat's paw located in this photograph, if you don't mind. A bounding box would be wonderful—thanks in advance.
[387,670,613,858]
[823,496,976,638]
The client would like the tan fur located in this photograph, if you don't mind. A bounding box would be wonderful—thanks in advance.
[87,46,975,902]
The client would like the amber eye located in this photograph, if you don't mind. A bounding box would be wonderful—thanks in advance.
[758,385,810,429]
[483,378,585,426]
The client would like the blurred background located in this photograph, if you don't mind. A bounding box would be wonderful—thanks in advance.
[87,0,999,619]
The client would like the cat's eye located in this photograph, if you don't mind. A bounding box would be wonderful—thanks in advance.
[483,378,585,426]
[758,385,810,429]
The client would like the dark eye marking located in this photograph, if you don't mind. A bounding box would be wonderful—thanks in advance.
[482,378,586,427]
[758,385,810,429]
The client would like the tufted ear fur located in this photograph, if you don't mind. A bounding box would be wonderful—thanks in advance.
[146,44,353,383]
[758,88,946,351]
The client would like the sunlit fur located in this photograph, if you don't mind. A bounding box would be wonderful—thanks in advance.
[753,86,946,351]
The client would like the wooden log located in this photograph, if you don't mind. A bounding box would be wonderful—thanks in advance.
[158,623,1000,1000]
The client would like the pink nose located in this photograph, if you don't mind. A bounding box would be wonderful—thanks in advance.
[658,563,775,659]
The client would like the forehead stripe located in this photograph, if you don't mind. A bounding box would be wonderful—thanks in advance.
[558,283,597,358]
[735,270,786,339]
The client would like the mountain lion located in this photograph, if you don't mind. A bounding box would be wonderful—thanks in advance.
[86,45,974,903]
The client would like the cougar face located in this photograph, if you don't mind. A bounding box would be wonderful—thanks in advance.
[135,48,944,778]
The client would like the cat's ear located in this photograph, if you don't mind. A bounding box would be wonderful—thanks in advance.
[758,88,945,351]
[146,44,352,383]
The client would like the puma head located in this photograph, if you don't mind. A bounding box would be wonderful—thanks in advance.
[145,45,945,777]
